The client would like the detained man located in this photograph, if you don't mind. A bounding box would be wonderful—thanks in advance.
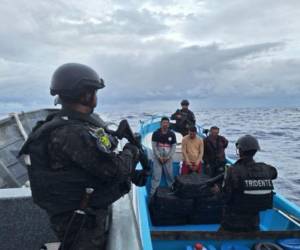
[181,126,204,175]
[150,117,177,196]
[203,126,228,177]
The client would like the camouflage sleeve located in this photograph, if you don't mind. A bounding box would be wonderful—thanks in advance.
[221,166,239,203]
[48,124,134,183]
[190,111,196,124]
[170,109,179,120]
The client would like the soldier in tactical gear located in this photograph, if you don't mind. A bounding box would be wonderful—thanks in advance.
[20,63,141,250]
[213,135,277,232]
[170,99,196,136]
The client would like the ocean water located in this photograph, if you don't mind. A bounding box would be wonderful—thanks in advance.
[1,107,300,206]
[101,107,300,206]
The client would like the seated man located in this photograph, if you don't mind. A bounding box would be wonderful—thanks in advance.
[213,135,277,232]
[203,126,228,177]
[181,126,204,175]
[170,99,196,136]
[150,117,177,196]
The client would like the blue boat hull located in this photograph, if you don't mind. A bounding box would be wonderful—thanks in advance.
[135,116,300,250]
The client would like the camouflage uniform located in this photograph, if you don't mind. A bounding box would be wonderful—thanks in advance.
[50,208,109,250]
[22,108,137,250]
[170,109,196,136]
[19,62,140,249]
[220,158,277,232]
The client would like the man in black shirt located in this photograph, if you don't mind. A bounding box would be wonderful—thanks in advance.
[171,99,196,136]
[203,126,228,177]
[150,117,177,195]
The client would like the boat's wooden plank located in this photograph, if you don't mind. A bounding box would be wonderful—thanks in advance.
[151,230,300,240]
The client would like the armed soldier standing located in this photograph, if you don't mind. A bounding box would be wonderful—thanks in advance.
[171,99,196,136]
[20,63,142,250]
[214,135,277,232]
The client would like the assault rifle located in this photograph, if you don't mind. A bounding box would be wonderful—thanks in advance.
[206,173,225,186]
[110,119,150,186]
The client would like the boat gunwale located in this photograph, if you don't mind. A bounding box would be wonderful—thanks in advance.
[151,230,300,241]
[0,108,59,125]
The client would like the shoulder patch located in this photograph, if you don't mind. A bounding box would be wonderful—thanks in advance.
[89,128,112,154]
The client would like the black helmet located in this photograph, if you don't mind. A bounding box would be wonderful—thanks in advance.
[236,135,261,152]
[181,99,189,106]
[50,63,105,99]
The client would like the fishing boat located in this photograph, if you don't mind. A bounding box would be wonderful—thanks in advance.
[0,110,299,250]
[132,116,300,250]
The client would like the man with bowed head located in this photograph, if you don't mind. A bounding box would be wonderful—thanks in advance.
[181,126,204,175]
[203,126,228,177]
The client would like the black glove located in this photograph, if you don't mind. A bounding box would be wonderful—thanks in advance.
[119,179,131,194]
[139,150,150,172]
[131,169,149,187]
[123,143,139,162]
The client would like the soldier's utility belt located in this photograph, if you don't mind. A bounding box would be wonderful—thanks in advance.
[232,191,274,213]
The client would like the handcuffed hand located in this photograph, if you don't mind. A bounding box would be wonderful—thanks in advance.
[163,157,170,163]
[159,157,164,164]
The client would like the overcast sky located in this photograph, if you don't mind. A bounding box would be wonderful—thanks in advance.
[0,0,300,113]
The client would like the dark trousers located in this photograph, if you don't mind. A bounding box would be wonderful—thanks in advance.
[50,208,110,250]
[206,161,226,178]
[219,208,259,232]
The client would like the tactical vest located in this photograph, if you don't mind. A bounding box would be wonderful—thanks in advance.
[19,113,130,216]
[231,162,277,213]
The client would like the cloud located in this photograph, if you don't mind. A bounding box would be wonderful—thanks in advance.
[180,0,300,45]
[95,42,291,102]
[0,0,300,113]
